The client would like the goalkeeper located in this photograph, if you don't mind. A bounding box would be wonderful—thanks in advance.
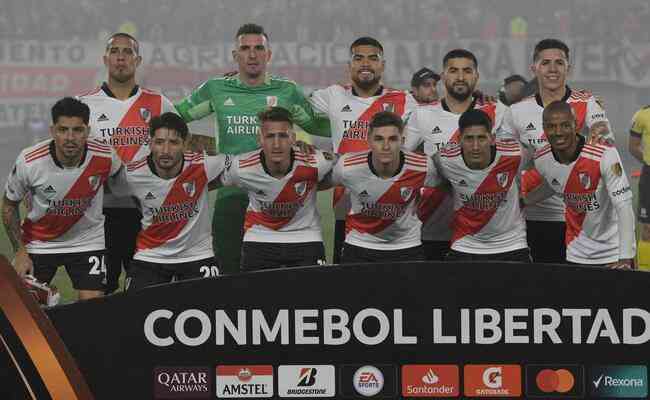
[175,23,330,274]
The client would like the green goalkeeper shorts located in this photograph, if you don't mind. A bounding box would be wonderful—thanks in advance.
[212,187,248,275]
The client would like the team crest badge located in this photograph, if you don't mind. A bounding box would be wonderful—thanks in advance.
[382,103,395,112]
[294,182,307,197]
[88,175,101,191]
[266,96,278,107]
[139,107,151,123]
[400,186,413,201]
[183,181,196,196]
[496,172,509,188]
[579,172,591,189]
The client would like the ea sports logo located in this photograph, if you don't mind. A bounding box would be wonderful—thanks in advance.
[536,368,575,393]
[353,365,384,397]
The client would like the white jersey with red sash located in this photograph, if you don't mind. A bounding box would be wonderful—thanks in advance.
[533,143,633,264]
[405,98,500,241]
[5,139,120,254]
[309,84,418,213]
[77,83,177,207]
[111,152,227,263]
[500,88,612,222]
[220,148,334,243]
[435,140,528,254]
[331,151,436,250]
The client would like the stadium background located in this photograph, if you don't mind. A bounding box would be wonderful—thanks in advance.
[0,0,648,301]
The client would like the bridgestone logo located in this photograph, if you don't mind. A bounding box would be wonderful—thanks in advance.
[287,388,327,394]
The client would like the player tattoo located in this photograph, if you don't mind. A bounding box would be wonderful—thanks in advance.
[2,200,23,252]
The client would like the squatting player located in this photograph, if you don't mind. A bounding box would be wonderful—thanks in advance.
[2,98,121,300]
[110,113,228,289]
[433,109,531,262]
[529,101,635,268]
[220,107,335,270]
[174,23,329,274]
[327,111,436,263]
[77,32,178,293]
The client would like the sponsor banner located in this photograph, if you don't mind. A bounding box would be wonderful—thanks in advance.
[589,365,648,398]
[464,364,521,397]
[340,364,397,398]
[525,365,584,398]
[401,364,459,397]
[215,365,273,398]
[40,262,650,399]
[277,365,335,397]
[152,367,211,399]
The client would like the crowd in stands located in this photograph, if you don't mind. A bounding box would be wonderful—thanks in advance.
[1,0,649,44]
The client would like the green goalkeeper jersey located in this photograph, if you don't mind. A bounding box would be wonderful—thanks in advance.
[175,73,330,155]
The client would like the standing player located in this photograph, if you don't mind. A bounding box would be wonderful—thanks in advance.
[500,38,613,264]
[530,102,635,268]
[309,37,418,263]
[410,67,440,104]
[629,105,650,270]
[220,107,334,270]
[433,109,530,262]
[77,32,179,294]
[110,113,227,289]
[2,98,121,300]
[328,111,436,263]
[174,23,329,274]
[404,49,501,260]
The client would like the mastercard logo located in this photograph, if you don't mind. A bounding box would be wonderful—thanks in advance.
[535,368,575,393]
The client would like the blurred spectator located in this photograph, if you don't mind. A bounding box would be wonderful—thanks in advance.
[510,16,528,38]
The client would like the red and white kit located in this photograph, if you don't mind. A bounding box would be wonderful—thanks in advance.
[111,152,227,263]
[533,143,634,264]
[309,84,418,214]
[77,84,177,207]
[5,139,121,253]
[500,89,612,222]
[331,151,437,250]
[405,98,501,241]
[434,140,528,254]
[220,148,334,243]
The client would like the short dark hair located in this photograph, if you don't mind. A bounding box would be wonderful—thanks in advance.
[504,74,527,86]
[236,23,269,41]
[542,100,575,123]
[458,109,492,134]
[105,32,139,55]
[443,49,478,69]
[149,112,189,140]
[51,97,90,125]
[533,38,570,62]
[258,107,293,128]
[350,36,384,54]
[369,111,404,135]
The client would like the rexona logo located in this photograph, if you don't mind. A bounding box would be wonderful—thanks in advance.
[340,364,396,398]
[464,365,521,397]
[401,365,459,397]
[590,365,648,398]
[277,365,335,397]
[215,365,273,398]
[153,367,210,399]
[525,365,584,397]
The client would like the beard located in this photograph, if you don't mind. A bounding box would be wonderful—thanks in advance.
[352,73,381,91]
[110,69,135,84]
[446,82,474,102]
